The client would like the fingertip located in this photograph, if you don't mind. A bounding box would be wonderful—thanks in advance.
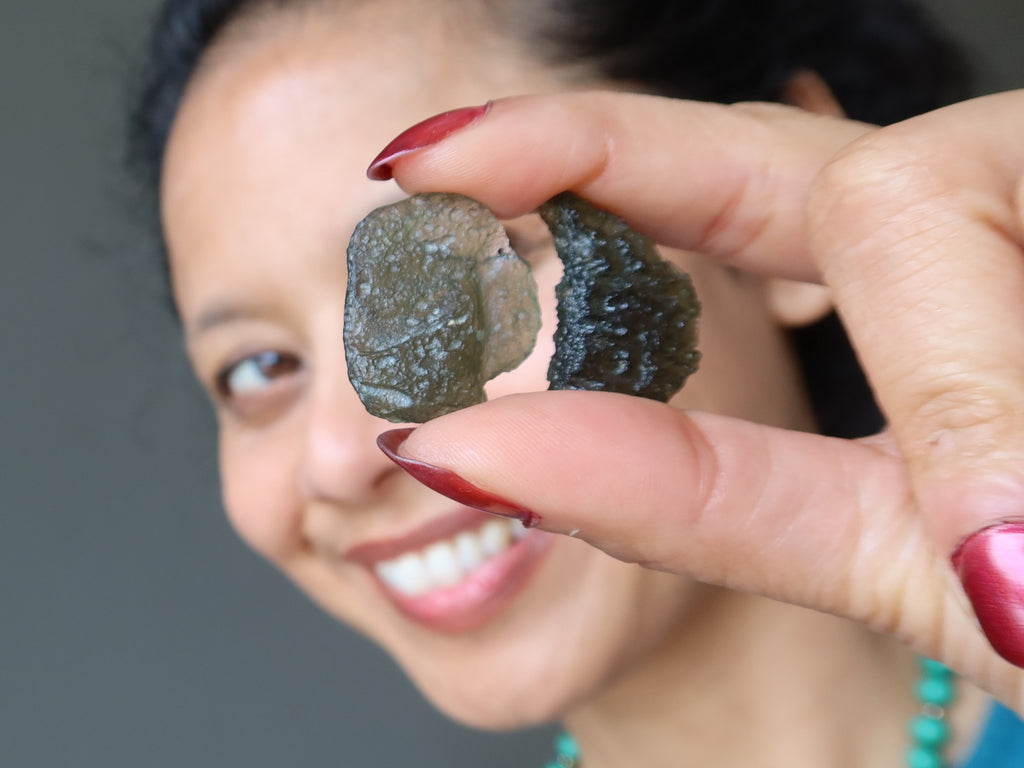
[951,522,1024,669]
[365,103,492,181]
[376,425,542,527]
[925,476,1024,668]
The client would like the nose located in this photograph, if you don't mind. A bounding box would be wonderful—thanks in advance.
[298,359,404,508]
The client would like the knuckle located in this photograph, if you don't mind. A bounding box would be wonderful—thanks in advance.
[807,133,944,258]
[813,131,932,205]
[899,377,1022,465]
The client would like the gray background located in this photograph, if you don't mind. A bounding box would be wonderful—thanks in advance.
[2,1,1021,766]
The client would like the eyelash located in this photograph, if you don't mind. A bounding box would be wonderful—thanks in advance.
[214,350,302,402]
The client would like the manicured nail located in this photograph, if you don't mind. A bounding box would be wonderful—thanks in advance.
[367,103,491,181]
[951,522,1024,667]
[377,428,541,527]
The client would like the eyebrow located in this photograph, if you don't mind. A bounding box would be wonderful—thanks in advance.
[187,301,266,341]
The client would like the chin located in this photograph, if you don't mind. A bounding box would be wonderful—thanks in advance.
[410,666,582,731]
[384,620,588,730]
[380,544,685,731]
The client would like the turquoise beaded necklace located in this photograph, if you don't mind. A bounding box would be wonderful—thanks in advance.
[909,658,957,768]
[545,731,581,768]
[547,657,955,768]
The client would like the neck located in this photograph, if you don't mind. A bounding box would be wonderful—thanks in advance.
[562,590,924,768]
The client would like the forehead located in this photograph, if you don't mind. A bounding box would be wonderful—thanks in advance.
[161,2,569,221]
[161,4,572,322]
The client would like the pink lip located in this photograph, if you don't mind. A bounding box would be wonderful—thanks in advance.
[341,508,553,633]
[374,530,553,634]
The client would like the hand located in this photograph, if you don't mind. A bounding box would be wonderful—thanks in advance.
[368,90,1024,712]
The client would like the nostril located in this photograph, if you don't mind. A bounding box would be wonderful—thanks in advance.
[300,414,404,506]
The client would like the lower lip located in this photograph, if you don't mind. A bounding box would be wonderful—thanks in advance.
[373,529,553,634]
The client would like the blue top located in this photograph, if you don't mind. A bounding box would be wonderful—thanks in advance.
[961,703,1024,767]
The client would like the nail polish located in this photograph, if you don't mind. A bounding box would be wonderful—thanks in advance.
[377,428,541,527]
[367,103,491,181]
[951,522,1024,668]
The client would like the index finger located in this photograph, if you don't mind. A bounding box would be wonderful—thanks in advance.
[371,89,1024,671]
[368,91,871,281]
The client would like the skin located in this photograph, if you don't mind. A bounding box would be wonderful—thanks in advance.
[381,13,1024,722]
[161,2,1004,765]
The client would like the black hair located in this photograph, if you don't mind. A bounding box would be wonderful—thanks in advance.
[127,0,973,438]
[541,0,968,127]
[129,0,250,197]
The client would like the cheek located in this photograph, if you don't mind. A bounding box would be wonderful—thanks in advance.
[484,254,562,398]
[218,423,305,564]
[669,266,809,428]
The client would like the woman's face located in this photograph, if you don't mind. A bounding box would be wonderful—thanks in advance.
[162,3,817,727]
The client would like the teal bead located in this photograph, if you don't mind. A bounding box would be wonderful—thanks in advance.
[916,677,956,707]
[555,732,581,760]
[541,660,959,768]
[906,746,944,768]
[919,658,953,680]
[910,715,950,748]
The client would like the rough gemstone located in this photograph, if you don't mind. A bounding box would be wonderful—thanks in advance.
[344,192,702,423]
[538,192,700,401]
[344,193,541,422]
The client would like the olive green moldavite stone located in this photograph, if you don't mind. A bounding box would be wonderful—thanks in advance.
[344,193,541,423]
[538,193,700,401]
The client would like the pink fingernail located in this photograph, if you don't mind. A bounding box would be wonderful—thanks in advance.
[367,103,491,181]
[951,522,1024,668]
[377,428,541,527]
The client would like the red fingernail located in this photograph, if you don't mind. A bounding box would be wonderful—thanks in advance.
[367,103,491,181]
[952,522,1024,667]
[377,428,541,527]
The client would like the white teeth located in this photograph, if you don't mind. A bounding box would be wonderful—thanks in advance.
[377,552,431,597]
[373,518,525,597]
[423,541,464,588]
[480,519,511,557]
[455,530,485,572]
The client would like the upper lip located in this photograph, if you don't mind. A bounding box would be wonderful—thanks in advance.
[343,507,493,565]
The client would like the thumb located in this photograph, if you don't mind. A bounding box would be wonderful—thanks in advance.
[377,390,1024,709]
[382,391,910,606]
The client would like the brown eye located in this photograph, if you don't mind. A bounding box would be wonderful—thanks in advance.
[215,351,302,400]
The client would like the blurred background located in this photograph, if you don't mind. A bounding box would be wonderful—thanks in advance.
[2,1,1022,766]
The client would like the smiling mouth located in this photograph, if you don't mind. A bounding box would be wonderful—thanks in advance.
[351,514,551,634]
[373,517,528,596]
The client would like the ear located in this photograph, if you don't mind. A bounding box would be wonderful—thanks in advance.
[765,70,844,328]
[779,69,845,118]
[764,277,833,328]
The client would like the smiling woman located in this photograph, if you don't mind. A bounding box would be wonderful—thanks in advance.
[126,0,1024,766]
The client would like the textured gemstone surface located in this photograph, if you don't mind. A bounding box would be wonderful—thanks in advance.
[345,192,701,423]
[344,193,540,422]
[538,193,700,401]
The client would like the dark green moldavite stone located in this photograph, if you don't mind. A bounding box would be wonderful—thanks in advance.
[538,192,700,401]
[344,193,540,422]
[345,192,701,423]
